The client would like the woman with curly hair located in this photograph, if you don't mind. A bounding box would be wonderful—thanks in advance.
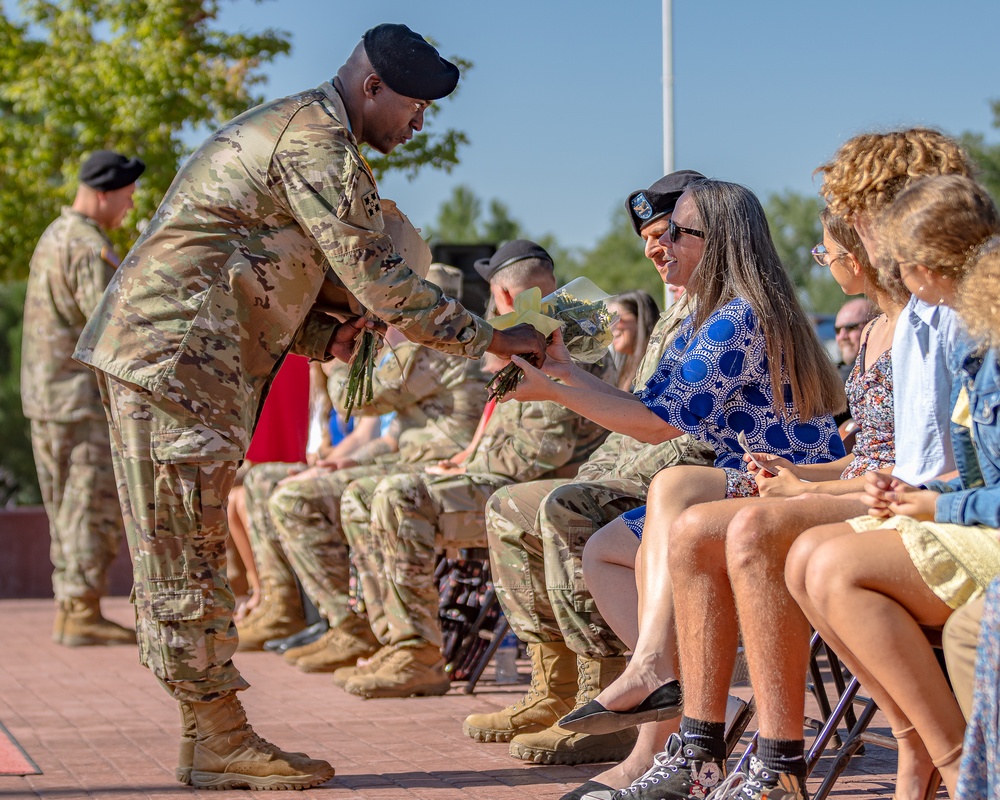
[789,175,1000,800]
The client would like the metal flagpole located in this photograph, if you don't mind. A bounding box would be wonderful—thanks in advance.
[662,0,675,308]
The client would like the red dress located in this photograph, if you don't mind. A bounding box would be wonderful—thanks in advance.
[245,355,309,464]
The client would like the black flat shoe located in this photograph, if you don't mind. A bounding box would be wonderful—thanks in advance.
[559,781,618,800]
[558,681,683,735]
[263,619,330,653]
[559,780,616,800]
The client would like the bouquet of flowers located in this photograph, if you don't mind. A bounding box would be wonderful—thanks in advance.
[486,277,617,400]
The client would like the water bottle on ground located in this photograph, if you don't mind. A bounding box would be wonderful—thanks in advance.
[494,631,520,684]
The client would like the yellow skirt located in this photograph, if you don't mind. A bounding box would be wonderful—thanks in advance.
[848,514,1000,609]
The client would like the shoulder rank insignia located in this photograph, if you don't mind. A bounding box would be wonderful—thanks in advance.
[363,190,381,219]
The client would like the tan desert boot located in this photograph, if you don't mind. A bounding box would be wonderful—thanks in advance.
[509,655,637,765]
[176,701,197,785]
[236,580,305,651]
[58,598,135,646]
[343,642,450,699]
[331,644,394,689]
[295,619,379,674]
[463,640,578,743]
[187,694,335,790]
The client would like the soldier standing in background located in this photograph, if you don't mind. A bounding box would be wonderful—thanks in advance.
[73,24,545,791]
[21,150,145,648]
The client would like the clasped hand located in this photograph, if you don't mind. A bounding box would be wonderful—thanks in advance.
[863,471,938,520]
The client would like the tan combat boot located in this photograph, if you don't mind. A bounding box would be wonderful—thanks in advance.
[331,645,393,689]
[463,640,578,743]
[57,597,135,646]
[236,580,305,651]
[343,642,451,699]
[176,701,197,785]
[186,694,335,790]
[51,600,68,644]
[294,617,379,673]
[509,655,637,765]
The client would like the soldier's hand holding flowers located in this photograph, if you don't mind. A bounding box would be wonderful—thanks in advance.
[486,278,616,401]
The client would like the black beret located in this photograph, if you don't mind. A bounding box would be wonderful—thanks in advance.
[626,170,706,235]
[474,240,553,282]
[363,23,459,101]
[79,150,145,192]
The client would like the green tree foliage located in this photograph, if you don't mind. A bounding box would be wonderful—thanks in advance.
[962,99,1000,203]
[0,281,37,504]
[0,0,292,282]
[424,184,523,244]
[763,190,843,314]
[564,207,655,297]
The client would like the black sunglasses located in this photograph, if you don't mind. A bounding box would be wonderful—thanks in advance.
[834,322,865,335]
[667,219,705,243]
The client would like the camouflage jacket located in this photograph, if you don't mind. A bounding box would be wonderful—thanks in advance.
[576,297,715,484]
[22,208,118,421]
[75,82,492,449]
[330,340,488,465]
[467,360,615,481]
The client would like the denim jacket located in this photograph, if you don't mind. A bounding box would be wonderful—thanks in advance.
[925,333,1000,527]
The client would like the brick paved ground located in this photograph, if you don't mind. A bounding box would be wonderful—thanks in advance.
[0,598,906,799]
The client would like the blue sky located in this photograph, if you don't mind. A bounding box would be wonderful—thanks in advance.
[216,0,1000,251]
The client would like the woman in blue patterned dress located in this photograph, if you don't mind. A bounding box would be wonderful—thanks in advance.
[505,179,845,779]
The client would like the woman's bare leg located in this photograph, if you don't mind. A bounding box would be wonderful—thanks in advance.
[594,466,728,711]
[582,516,640,647]
[788,525,962,797]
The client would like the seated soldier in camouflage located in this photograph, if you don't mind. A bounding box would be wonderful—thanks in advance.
[334,240,616,699]
[463,174,716,791]
[238,265,488,660]
[263,267,493,671]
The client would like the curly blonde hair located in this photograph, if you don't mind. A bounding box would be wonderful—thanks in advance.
[957,237,1000,350]
[817,128,973,220]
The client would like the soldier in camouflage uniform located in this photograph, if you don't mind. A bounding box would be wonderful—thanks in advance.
[334,240,614,701]
[464,174,719,781]
[237,266,490,669]
[21,150,145,647]
[73,25,545,791]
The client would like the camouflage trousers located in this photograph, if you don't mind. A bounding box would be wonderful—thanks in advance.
[242,461,305,600]
[98,374,248,703]
[266,461,411,627]
[342,470,511,649]
[29,418,124,602]
[486,479,652,659]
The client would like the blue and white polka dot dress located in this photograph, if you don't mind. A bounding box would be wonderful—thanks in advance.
[622,298,845,538]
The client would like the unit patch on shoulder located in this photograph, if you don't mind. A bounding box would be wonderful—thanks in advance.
[362,190,381,219]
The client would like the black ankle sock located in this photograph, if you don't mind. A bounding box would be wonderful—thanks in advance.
[757,737,806,781]
[680,716,726,760]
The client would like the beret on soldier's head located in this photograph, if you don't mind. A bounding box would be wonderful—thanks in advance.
[79,150,145,191]
[626,170,707,235]
[363,23,459,101]
[474,240,554,283]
